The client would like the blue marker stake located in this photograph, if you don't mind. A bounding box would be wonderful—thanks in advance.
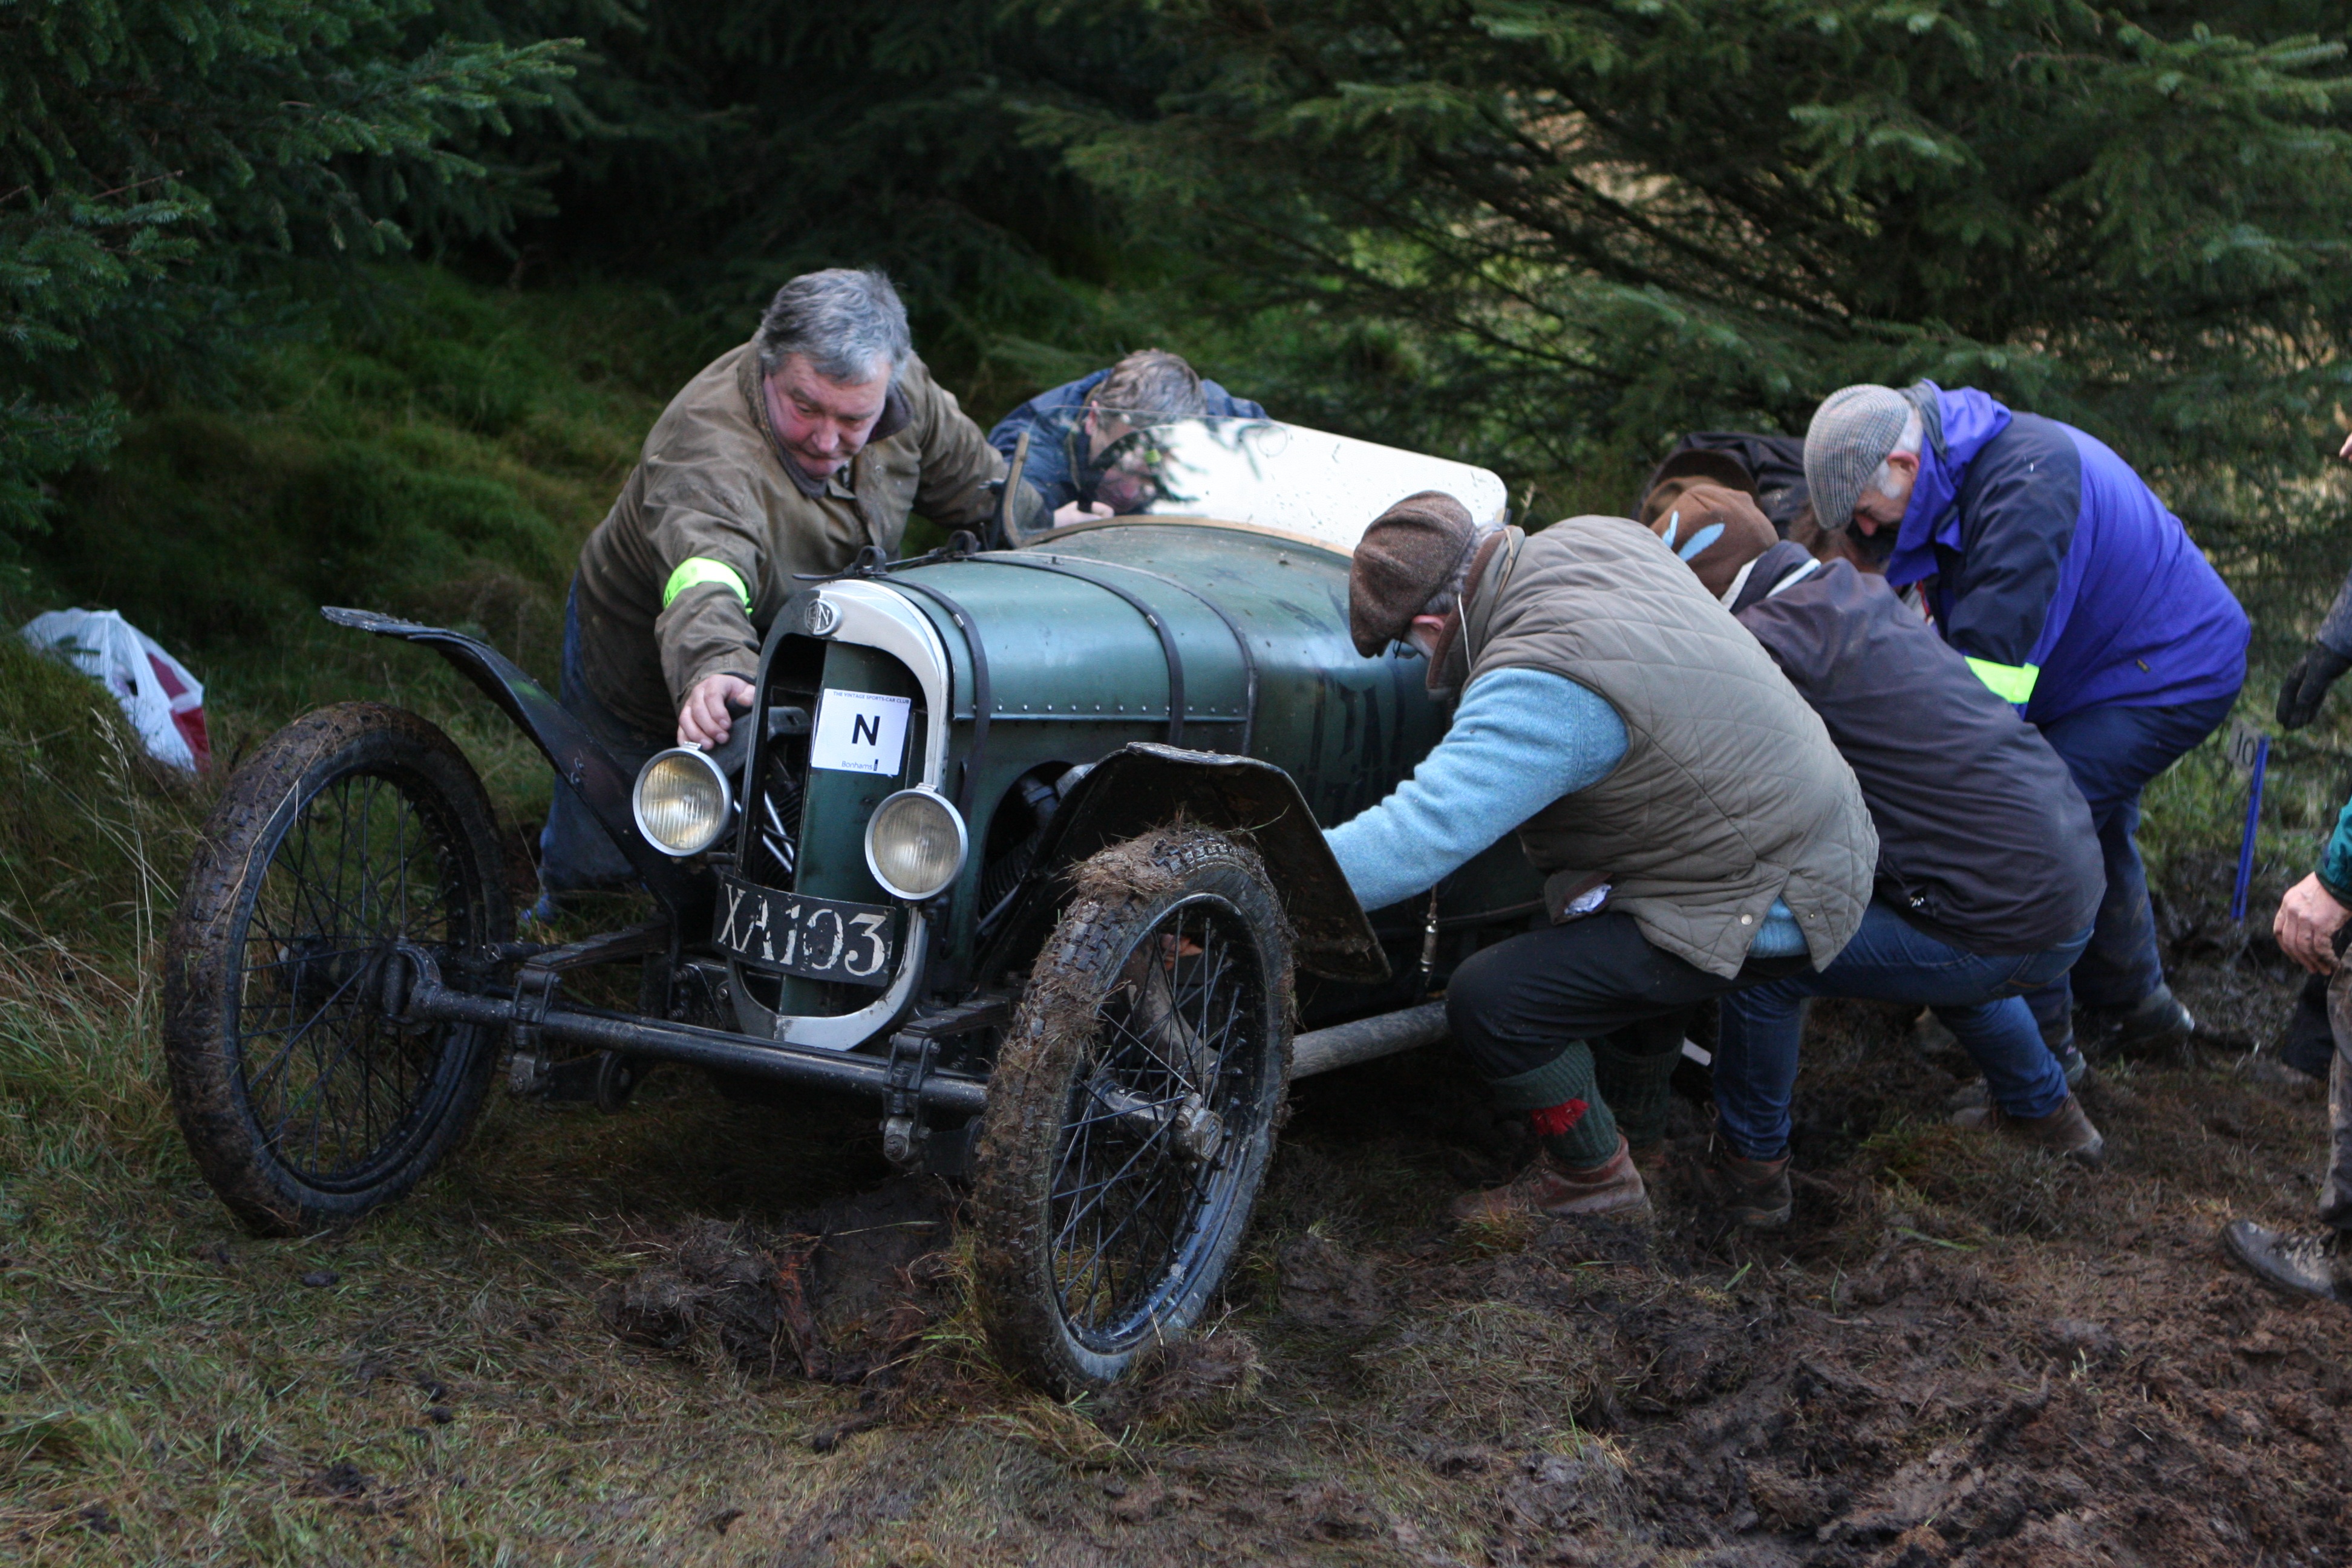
[2230,735,2270,922]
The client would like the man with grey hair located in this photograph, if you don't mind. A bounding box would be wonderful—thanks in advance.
[538,267,1004,907]
[1802,380,2248,1068]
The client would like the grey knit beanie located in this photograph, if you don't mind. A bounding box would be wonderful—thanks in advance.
[1804,384,1912,535]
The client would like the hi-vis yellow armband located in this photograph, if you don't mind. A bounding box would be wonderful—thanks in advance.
[1964,657,2039,705]
[662,558,752,611]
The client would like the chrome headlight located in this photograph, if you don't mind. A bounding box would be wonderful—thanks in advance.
[632,747,733,857]
[863,786,968,901]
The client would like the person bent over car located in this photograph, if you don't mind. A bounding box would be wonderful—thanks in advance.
[1803,381,2248,1067]
[1323,493,1878,1224]
[1644,487,2107,1227]
[987,348,1265,527]
[540,269,1009,913]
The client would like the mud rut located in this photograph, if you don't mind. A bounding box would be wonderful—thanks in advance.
[599,872,2350,1568]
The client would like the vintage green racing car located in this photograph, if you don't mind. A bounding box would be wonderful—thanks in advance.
[161,411,1549,1392]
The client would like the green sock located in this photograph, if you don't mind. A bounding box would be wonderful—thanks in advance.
[1487,1042,1620,1170]
[1593,1027,1681,1151]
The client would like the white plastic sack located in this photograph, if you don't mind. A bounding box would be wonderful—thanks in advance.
[20,609,211,772]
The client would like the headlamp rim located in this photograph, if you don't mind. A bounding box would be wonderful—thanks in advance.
[862,784,969,902]
[630,745,734,858]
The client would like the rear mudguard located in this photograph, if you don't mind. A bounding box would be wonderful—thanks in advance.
[976,741,1389,985]
[319,607,714,921]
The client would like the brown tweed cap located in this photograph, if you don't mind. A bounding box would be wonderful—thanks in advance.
[1647,483,1777,599]
[1350,491,1480,656]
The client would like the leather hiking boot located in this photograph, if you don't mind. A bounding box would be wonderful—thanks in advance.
[2102,986,2195,1060]
[1450,1136,1651,1224]
[1627,1139,1670,1180]
[1952,1093,2105,1165]
[1699,1149,1792,1229]
[2221,1220,2351,1305]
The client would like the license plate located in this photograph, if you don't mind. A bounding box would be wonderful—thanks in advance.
[713,873,897,987]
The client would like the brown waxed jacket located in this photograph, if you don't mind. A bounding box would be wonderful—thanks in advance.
[575,341,1004,737]
[1447,517,1877,978]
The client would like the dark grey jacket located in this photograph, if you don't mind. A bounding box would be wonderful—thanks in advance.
[1731,542,2100,956]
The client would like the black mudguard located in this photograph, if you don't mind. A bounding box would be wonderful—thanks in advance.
[976,741,1389,985]
[319,607,714,921]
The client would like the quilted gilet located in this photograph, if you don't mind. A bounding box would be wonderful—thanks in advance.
[1463,518,1876,978]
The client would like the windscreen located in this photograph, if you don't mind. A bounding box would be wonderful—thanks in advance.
[1005,406,1509,554]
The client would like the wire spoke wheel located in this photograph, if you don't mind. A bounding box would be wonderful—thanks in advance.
[972,828,1290,1393]
[238,771,464,1187]
[166,704,509,1235]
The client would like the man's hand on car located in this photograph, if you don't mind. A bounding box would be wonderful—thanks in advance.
[1053,500,1114,529]
[679,674,757,750]
[2275,872,2351,974]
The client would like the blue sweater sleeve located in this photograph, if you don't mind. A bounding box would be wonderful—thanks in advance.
[1324,668,1627,913]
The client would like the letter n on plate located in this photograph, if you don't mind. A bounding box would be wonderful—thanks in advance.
[810,689,912,774]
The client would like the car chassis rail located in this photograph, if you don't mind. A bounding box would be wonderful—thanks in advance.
[382,944,993,1116]
[377,945,1453,1123]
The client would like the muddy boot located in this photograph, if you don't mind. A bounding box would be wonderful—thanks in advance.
[1950,1093,2105,1165]
[1698,1149,1791,1229]
[2221,1221,2351,1305]
[1450,1135,1650,1224]
[2102,984,2195,1060]
[1627,1139,1670,1180]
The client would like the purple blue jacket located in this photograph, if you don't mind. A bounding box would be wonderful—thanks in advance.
[1884,382,2247,727]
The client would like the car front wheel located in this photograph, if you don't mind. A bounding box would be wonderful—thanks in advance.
[969,826,1291,1394]
[163,702,510,1236]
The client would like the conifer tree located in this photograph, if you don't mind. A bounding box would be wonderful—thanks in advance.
[492,0,1178,402]
[0,0,576,537]
[1038,1,2352,537]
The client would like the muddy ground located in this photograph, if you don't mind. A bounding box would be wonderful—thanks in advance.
[562,868,2352,1567]
[10,864,2350,1565]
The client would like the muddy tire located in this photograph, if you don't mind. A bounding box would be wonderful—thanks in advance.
[163,703,510,1236]
[970,828,1291,1394]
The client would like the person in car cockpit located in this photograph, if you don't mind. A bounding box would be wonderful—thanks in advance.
[988,349,1265,528]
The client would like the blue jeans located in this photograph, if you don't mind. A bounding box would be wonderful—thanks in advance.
[537,580,669,894]
[2025,691,2237,1036]
[1714,901,2091,1161]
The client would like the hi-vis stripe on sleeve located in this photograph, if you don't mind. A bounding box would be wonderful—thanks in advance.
[662,558,751,610]
[1964,657,2039,705]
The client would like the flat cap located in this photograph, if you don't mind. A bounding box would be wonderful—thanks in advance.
[1350,491,1478,657]
[1803,384,1912,537]
[1648,484,1778,599]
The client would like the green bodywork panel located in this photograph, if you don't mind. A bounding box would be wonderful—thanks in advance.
[777,523,1546,978]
